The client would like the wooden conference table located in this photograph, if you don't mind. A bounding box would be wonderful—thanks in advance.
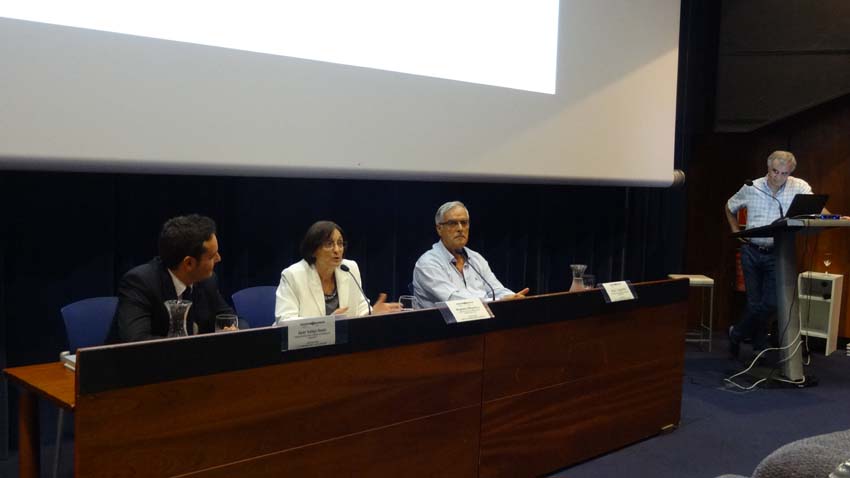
[5,279,688,478]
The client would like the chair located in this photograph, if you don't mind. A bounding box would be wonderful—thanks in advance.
[55,296,118,478]
[61,297,118,352]
[232,286,277,328]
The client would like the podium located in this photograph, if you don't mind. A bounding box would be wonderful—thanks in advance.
[733,218,850,383]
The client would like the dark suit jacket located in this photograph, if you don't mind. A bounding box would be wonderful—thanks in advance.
[107,257,234,343]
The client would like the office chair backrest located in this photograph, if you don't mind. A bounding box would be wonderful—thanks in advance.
[60,296,119,352]
[231,286,277,328]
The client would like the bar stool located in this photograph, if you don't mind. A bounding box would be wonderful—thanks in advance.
[668,274,714,351]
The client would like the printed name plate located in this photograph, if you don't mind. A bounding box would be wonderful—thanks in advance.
[600,281,637,303]
[440,298,494,324]
[287,316,336,350]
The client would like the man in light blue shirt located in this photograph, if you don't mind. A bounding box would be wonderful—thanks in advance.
[412,201,529,309]
[724,150,827,358]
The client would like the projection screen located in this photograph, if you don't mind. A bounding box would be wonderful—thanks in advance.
[0,0,680,186]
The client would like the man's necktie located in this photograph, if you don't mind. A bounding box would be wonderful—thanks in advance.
[181,286,194,334]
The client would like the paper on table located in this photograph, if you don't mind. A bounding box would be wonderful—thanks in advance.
[60,351,76,371]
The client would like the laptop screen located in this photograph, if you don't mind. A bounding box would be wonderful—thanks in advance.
[785,194,828,218]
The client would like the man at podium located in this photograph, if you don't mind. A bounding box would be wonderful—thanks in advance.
[724,151,823,358]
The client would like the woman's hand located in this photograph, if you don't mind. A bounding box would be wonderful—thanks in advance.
[371,293,402,315]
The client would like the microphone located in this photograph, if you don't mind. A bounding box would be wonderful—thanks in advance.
[745,181,784,218]
[460,249,495,301]
[340,264,372,315]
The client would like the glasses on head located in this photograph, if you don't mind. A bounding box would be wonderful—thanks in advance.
[321,240,347,250]
[439,219,470,229]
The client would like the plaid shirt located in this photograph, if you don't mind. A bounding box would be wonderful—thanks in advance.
[727,176,812,246]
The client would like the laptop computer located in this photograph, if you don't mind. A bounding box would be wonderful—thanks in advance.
[784,193,829,219]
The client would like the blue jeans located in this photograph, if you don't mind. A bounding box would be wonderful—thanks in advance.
[734,244,777,350]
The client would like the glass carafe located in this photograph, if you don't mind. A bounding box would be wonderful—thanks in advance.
[569,264,587,292]
[164,299,192,338]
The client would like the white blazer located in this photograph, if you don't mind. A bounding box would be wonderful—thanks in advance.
[274,259,369,323]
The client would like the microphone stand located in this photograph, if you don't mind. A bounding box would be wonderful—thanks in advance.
[460,249,496,301]
[745,180,784,218]
[340,264,372,315]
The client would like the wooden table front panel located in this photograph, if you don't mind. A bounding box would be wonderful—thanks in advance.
[182,406,481,478]
[479,302,687,478]
[75,335,484,477]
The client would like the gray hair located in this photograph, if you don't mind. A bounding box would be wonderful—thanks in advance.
[767,150,797,171]
[434,201,468,224]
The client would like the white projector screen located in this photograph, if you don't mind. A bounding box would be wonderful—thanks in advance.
[0,0,680,186]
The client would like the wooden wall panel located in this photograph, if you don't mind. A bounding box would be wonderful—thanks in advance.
[75,336,484,478]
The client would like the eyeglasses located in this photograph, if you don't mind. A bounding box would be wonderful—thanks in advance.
[321,240,347,250]
[439,219,470,229]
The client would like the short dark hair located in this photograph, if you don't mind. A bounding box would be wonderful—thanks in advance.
[300,220,344,264]
[159,214,217,269]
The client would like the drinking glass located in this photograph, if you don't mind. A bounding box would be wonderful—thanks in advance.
[216,314,239,332]
[824,252,832,274]
[399,295,415,310]
[582,274,596,290]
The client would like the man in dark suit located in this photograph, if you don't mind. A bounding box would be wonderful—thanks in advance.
[107,214,235,343]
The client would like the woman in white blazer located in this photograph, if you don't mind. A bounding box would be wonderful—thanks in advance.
[274,221,401,323]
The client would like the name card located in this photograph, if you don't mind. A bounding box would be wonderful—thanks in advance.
[441,298,494,323]
[287,316,336,350]
[601,281,637,303]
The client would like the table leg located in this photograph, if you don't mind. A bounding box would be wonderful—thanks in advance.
[17,388,40,478]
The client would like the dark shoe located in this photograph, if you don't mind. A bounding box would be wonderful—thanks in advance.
[729,325,740,359]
